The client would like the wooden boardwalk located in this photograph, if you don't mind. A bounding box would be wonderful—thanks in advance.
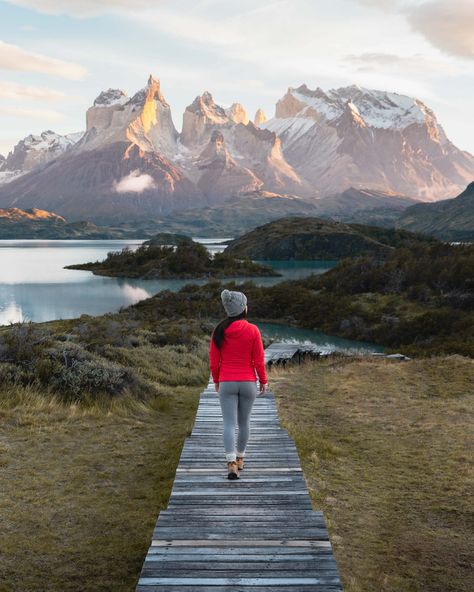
[136,358,343,591]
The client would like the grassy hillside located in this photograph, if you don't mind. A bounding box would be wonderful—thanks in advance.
[225,216,434,260]
[396,182,474,241]
[271,356,474,592]
[0,384,201,592]
[66,237,279,279]
[0,304,214,590]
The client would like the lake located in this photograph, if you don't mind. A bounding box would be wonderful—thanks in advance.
[0,239,335,325]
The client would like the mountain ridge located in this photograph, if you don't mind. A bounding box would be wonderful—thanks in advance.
[0,75,472,222]
[396,182,474,241]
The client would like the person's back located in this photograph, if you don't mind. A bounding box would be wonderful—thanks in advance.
[210,319,266,384]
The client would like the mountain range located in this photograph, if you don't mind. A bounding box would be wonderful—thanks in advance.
[0,74,473,223]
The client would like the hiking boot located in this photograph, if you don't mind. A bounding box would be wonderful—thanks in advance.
[227,461,239,480]
[236,456,244,471]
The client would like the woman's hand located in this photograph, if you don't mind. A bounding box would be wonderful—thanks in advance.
[215,382,219,393]
[259,382,268,396]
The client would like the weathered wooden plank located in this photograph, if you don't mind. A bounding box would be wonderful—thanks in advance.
[145,544,332,555]
[150,539,333,548]
[143,552,339,561]
[136,586,343,592]
[138,576,341,585]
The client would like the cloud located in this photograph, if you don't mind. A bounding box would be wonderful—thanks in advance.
[0,105,64,120]
[352,0,474,60]
[354,0,395,6]
[405,1,474,59]
[345,52,458,75]
[0,40,87,79]
[0,80,66,101]
[5,0,158,17]
[113,169,156,193]
[19,24,38,30]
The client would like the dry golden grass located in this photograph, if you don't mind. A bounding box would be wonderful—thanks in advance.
[270,355,474,592]
[0,383,203,592]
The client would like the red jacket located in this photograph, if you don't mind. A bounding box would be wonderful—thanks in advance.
[209,319,268,385]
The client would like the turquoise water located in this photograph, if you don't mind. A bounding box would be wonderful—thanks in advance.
[0,239,336,325]
[258,322,383,354]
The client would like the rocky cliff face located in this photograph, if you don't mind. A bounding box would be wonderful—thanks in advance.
[262,84,474,200]
[180,91,228,148]
[178,91,304,197]
[254,108,267,126]
[226,103,249,125]
[196,130,261,199]
[81,75,178,154]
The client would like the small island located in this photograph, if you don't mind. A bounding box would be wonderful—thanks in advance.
[65,234,280,279]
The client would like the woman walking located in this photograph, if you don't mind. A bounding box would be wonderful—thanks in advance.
[209,289,268,480]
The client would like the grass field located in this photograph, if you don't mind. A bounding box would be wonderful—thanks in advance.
[0,383,203,592]
[270,355,474,592]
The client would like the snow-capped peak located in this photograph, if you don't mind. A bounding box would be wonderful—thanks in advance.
[93,88,128,107]
[18,130,82,152]
[286,83,434,130]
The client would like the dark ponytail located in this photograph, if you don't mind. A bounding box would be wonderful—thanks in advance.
[212,309,247,349]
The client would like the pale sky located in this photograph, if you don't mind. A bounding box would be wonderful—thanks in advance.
[0,0,473,156]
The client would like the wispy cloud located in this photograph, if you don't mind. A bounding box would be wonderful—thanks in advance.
[0,80,66,101]
[345,52,458,76]
[0,105,65,120]
[5,0,160,17]
[0,40,87,79]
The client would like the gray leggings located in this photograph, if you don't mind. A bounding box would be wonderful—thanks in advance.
[218,381,258,462]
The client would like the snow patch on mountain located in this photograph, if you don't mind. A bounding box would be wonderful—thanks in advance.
[262,117,317,144]
[93,88,128,107]
[0,170,24,185]
[20,130,83,153]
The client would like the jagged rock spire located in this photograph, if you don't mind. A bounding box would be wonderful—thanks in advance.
[254,108,267,126]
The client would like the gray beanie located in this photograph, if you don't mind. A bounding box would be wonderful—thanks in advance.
[221,289,247,317]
